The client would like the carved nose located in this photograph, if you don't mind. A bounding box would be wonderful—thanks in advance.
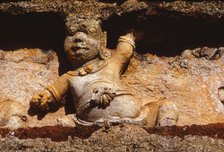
[93,88,99,94]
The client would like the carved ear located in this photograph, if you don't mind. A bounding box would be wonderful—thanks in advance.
[100,31,112,60]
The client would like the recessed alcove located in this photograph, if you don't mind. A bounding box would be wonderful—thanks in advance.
[0,13,66,51]
[0,0,30,3]
[0,12,72,74]
[102,12,224,57]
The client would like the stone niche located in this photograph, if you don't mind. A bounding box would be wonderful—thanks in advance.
[1,9,224,127]
[103,12,224,56]
[1,2,224,150]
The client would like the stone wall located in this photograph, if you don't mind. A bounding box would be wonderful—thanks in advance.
[1,0,224,150]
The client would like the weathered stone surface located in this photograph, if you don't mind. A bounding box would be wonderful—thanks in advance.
[1,0,224,150]
[0,49,58,105]
[0,0,224,126]
[122,50,224,126]
[0,49,66,127]
[0,125,224,151]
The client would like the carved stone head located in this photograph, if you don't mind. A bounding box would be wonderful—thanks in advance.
[64,19,106,67]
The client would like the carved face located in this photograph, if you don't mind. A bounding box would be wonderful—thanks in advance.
[64,20,102,66]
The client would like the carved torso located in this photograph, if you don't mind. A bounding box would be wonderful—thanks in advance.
[69,69,142,122]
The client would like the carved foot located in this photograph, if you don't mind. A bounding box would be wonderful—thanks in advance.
[156,101,179,127]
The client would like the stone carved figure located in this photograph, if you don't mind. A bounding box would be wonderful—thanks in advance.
[30,20,178,128]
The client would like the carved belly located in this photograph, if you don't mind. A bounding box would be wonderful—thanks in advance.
[72,80,141,122]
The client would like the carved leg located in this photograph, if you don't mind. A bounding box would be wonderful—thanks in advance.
[74,99,179,129]
[139,100,179,128]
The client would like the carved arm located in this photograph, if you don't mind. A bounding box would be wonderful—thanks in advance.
[30,71,77,110]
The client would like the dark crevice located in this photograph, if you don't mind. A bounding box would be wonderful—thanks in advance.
[0,13,65,51]
[0,12,72,74]
[102,11,144,50]
[0,0,31,3]
[98,0,125,5]
[0,125,100,141]
[1,123,224,141]
[102,13,224,57]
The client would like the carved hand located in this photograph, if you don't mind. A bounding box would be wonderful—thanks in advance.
[30,90,54,110]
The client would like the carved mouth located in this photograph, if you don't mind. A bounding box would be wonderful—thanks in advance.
[72,46,90,51]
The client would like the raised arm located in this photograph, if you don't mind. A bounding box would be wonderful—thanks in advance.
[100,32,136,80]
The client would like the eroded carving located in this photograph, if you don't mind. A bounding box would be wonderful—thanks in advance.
[181,47,224,60]
[64,19,109,67]
[218,87,224,104]
[0,98,27,130]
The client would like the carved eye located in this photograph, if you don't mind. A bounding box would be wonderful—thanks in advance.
[88,26,98,34]
[20,116,27,121]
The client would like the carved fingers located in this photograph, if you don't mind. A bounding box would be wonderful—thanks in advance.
[30,90,54,111]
